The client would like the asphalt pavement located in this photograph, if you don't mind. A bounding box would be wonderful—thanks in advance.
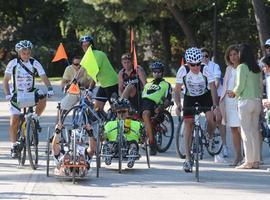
[0,81,269,200]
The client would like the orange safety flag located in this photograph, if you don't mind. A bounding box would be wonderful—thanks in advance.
[133,45,138,71]
[68,83,80,95]
[52,43,68,62]
[181,57,185,66]
[130,27,134,53]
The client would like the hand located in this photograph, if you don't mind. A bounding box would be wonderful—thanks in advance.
[63,83,71,93]
[47,89,54,98]
[5,94,13,101]
[55,123,63,134]
[227,90,235,98]
[175,105,182,116]
[213,107,222,123]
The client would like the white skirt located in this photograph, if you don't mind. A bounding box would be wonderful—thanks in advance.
[225,96,241,127]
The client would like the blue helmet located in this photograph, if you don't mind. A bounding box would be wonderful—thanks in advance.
[150,61,165,71]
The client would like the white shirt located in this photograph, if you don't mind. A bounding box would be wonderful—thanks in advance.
[176,64,215,96]
[5,58,46,92]
[204,60,223,97]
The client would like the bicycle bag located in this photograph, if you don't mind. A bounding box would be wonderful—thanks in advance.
[17,91,36,109]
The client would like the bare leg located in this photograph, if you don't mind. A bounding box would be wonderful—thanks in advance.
[36,98,46,116]
[121,84,136,99]
[205,111,215,138]
[9,115,20,143]
[184,118,194,161]
[231,127,242,165]
[94,100,105,112]
[142,110,154,144]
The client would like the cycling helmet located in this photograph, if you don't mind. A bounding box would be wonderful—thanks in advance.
[79,35,94,44]
[185,47,203,64]
[15,40,33,52]
[150,61,165,71]
[113,98,130,111]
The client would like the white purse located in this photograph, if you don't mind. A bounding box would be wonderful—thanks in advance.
[17,91,36,108]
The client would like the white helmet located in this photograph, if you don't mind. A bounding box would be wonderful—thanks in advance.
[15,40,33,53]
[185,47,203,64]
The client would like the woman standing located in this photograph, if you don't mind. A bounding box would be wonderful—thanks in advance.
[220,45,242,166]
[228,43,262,169]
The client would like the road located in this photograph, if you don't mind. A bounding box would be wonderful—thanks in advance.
[0,81,270,200]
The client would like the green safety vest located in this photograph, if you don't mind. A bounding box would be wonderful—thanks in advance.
[142,79,171,104]
[104,119,142,142]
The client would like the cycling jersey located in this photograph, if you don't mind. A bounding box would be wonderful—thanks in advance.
[142,79,172,105]
[176,64,215,97]
[5,58,46,93]
[93,50,118,88]
[122,68,142,90]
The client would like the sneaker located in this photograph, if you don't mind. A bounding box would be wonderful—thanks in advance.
[214,154,227,163]
[103,143,112,165]
[127,144,138,168]
[11,143,19,159]
[149,143,157,156]
[222,145,229,158]
[183,160,192,173]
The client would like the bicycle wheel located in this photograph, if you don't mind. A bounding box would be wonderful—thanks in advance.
[96,125,102,178]
[62,105,87,128]
[46,127,51,177]
[145,139,150,168]
[156,110,174,153]
[175,116,186,159]
[206,127,223,156]
[17,119,26,166]
[72,132,77,184]
[26,119,38,170]
[192,126,200,182]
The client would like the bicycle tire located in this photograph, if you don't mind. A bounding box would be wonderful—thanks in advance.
[26,119,38,170]
[96,125,101,178]
[118,122,123,173]
[193,126,200,182]
[175,116,186,159]
[46,127,51,177]
[17,118,26,166]
[206,127,223,156]
[156,110,174,153]
[72,132,77,184]
[145,139,151,168]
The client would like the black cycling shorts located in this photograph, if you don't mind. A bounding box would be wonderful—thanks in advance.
[96,84,118,103]
[141,98,157,116]
[183,91,213,118]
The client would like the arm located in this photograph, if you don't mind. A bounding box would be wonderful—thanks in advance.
[233,64,247,98]
[174,83,183,116]
[40,75,53,89]
[118,70,124,96]
[3,74,11,96]
[137,66,147,86]
[209,82,219,106]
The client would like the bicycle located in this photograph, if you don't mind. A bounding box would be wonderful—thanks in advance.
[130,101,174,153]
[101,103,150,173]
[16,106,40,170]
[175,103,223,182]
[260,108,270,149]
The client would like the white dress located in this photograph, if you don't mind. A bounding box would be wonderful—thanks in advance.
[224,68,241,127]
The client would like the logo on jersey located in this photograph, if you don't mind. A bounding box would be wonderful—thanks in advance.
[146,84,161,95]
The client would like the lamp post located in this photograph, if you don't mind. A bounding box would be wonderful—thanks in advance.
[213,0,217,62]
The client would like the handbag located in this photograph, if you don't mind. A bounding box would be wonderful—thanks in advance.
[17,91,36,108]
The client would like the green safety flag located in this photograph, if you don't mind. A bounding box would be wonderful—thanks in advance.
[80,46,99,82]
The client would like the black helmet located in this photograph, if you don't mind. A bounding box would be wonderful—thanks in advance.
[113,98,130,112]
[79,35,94,46]
[150,61,165,71]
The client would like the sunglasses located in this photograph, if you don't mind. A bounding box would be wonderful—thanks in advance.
[265,45,270,49]
[73,63,81,66]
[204,54,209,58]
[152,70,162,74]
[190,62,201,67]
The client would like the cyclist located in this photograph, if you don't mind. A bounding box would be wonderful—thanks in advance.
[118,53,146,112]
[52,123,94,176]
[174,47,220,172]
[141,61,172,155]
[76,35,118,111]
[59,55,91,117]
[3,40,54,158]
[103,98,141,168]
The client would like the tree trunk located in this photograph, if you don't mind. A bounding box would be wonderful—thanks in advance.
[165,0,197,46]
[251,0,270,51]
[160,19,172,75]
